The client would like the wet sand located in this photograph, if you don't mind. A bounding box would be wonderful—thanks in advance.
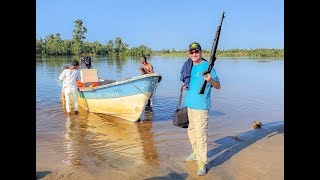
[36,118,283,180]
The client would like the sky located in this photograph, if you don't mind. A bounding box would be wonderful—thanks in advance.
[36,0,284,51]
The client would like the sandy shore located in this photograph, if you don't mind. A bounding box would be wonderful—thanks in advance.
[36,124,284,180]
[208,132,284,180]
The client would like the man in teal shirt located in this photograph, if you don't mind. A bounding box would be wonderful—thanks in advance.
[183,42,221,176]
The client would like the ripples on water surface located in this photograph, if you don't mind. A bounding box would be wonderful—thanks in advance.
[36,56,283,177]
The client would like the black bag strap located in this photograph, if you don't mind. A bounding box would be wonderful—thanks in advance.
[176,84,185,110]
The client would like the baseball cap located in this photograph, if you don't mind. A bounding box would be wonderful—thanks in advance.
[189,42,201,51]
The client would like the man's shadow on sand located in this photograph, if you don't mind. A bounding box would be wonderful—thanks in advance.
[36,171,52,179]
[206,121,284,172]
[144,121,283,180]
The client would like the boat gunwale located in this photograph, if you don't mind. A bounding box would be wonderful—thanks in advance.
[79,73,161,92]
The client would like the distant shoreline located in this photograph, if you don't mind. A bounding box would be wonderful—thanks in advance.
[160,53,284,59]
[36,53,284,59]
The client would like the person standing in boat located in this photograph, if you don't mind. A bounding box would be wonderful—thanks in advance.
[59,59,81,116]
[80,56,93,69]
[139,56,154,107]
[180,42,221,176]
[139,55,154,75]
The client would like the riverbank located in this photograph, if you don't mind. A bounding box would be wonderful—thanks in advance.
[36,123,284,180]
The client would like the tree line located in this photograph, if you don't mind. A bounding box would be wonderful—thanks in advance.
[36,19,283,58]
[36,19,152,57]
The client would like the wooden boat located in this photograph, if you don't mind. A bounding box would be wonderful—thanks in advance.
[77,70,162,122]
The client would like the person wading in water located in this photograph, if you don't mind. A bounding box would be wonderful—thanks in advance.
[138,55,154,107]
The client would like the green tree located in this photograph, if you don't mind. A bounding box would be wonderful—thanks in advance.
[130,45,152,57]
[106,40,114,55]
[114,37,123,56]
[36,38,45,55]
[72,19,87,55]
[42,33,64,55]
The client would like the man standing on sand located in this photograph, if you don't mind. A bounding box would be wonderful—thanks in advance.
[180,42,221,176]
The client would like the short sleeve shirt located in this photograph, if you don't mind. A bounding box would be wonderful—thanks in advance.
[185,61,219,110]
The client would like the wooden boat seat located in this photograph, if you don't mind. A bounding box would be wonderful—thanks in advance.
[80,69,99,83]
[79,69,116,89]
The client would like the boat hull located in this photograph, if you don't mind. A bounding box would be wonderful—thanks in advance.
[78,73,161,122]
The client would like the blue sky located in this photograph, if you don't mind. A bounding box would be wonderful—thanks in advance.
[36,0,283,51]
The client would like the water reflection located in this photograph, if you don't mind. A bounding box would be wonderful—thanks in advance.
[62,110,159,169]
[63,116,84,165]
[141,106,154,121]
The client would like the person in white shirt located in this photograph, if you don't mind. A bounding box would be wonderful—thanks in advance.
[59,60,81,116]
[59,65,69,108]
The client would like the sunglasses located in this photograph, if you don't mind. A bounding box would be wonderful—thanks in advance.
[189,50,200,55]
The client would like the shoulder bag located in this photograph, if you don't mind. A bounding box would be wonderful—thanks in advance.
[173,85,189,128]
